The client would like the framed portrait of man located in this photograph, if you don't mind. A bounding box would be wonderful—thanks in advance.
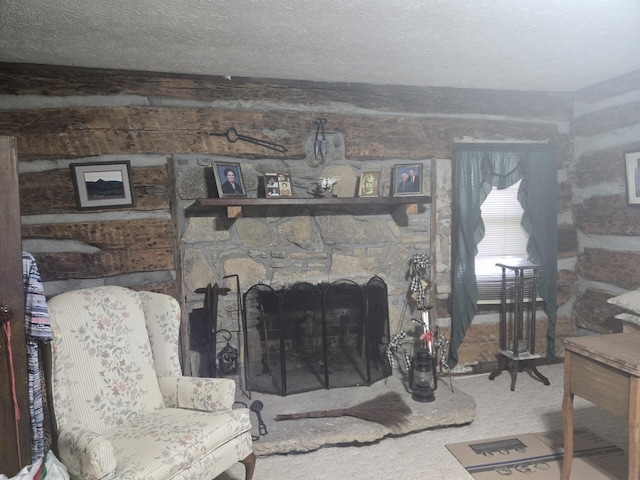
[214,162,247,198]
[358,171,380,197]
[392,164,422,196]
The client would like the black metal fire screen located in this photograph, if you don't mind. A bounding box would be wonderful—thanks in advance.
[243,276,391,396]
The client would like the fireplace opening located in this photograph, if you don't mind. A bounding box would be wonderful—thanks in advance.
[243,276,391,396]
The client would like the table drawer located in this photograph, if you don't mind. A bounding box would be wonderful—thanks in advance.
[570,352,630,419]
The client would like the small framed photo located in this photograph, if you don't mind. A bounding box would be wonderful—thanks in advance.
[358,171,380,197]
[214,162,246,198]
[70,161,135,210]
[277,173,293,197]
[265,172,293,198]
[625,151,640,205]
[392,164,422,196]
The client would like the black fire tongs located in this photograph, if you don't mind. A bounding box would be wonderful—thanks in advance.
[210,127,288,153]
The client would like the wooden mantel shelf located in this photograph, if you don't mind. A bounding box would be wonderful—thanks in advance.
[192,195,431,218]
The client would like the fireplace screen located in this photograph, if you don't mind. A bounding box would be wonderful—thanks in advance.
[243,276,391,396]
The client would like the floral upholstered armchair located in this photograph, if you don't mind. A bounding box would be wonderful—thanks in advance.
[47,286,255,480]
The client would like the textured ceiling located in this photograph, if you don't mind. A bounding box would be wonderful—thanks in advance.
[2,0,640,92]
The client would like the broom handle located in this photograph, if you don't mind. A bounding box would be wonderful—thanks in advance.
[274,408,348,421]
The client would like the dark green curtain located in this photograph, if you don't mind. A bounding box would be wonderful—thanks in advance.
[449,144,557,367]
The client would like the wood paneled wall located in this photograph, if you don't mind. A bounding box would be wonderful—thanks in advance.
[0,62,573,368]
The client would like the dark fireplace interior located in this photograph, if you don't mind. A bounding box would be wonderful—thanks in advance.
[243,276,391,396]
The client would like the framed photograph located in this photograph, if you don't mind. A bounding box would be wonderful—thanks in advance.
[277,173,293,197]
[70,161,135,210]
[392,164,422,196]
[358,171,380,197]
[214,162,247,198]
[264,172,293,198]
[625,151,640,205]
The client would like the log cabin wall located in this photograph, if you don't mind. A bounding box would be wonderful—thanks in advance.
[0,63,575,373]
[570,71,640,333]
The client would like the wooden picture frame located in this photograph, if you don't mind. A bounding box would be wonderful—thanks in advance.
[277,173,293,197]
[265,172,293,198]
[70,161,135,210]
[392,164,422,196]
[358,171,380,197]
[214,162,247,198]
[625,151,640,205]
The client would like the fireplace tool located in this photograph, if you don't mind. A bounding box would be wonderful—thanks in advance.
[274,391,411,428]
[204,283,227,377]
[313,117,327,162]
[210,127,288,153]
[222,274,252,397]
[250,400,268,436]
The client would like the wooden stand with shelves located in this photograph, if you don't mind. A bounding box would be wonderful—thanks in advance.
[488,260,550,391]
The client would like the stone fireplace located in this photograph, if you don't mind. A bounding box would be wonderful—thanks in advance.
[174,139,432,380]
[243,276,391,396]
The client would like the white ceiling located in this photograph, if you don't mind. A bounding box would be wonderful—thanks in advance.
[2,0,640,92]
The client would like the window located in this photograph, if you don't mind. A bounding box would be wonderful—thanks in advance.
[476,180,531,303]
[450,144,557,367]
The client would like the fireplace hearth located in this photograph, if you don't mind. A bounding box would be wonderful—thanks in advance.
[243,276,391,396]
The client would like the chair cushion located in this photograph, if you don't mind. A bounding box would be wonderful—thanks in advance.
[103,408,252,478]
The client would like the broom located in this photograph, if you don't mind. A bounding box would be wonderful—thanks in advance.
[274,391,412,428]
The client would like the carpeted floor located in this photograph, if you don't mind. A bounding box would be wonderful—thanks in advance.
[219,362,629,480]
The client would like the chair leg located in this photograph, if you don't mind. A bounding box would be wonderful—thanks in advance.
[240,452,256,480]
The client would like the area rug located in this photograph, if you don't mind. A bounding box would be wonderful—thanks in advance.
[446,428,626,480]
[239,374,475,456]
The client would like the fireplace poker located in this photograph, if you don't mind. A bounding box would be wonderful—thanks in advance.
[258,303,271,367]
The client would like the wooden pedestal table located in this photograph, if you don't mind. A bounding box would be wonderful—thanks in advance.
[562,333,640,480]
[489,261,550,391]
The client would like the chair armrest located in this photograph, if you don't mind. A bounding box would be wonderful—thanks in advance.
[157,376,236,412]
[57,423,117,480]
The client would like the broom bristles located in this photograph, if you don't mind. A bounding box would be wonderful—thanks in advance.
[274,391,412,428]
[345,391,412,427]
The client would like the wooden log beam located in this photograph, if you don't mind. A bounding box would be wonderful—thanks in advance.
[573,143,640,188]
[571,100,640,137]
[574,195,640,236]
[33,249,175,281]
[577,248,640,290]
[0,63,573,119]
[0,106,561,160]
[22,219,174,250]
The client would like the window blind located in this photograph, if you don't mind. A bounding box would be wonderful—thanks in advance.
[476,180,535,303]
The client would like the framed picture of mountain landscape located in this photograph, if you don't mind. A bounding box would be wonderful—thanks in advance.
[70,161,136,210]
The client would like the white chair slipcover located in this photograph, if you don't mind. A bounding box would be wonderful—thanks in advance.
[47,286,255,480]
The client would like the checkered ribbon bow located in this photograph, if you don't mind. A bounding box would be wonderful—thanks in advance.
[410,252,431,307]
[386,331,412,372]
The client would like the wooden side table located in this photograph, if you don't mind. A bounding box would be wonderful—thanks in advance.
[488,260,550,391]
[562,333,640,480]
